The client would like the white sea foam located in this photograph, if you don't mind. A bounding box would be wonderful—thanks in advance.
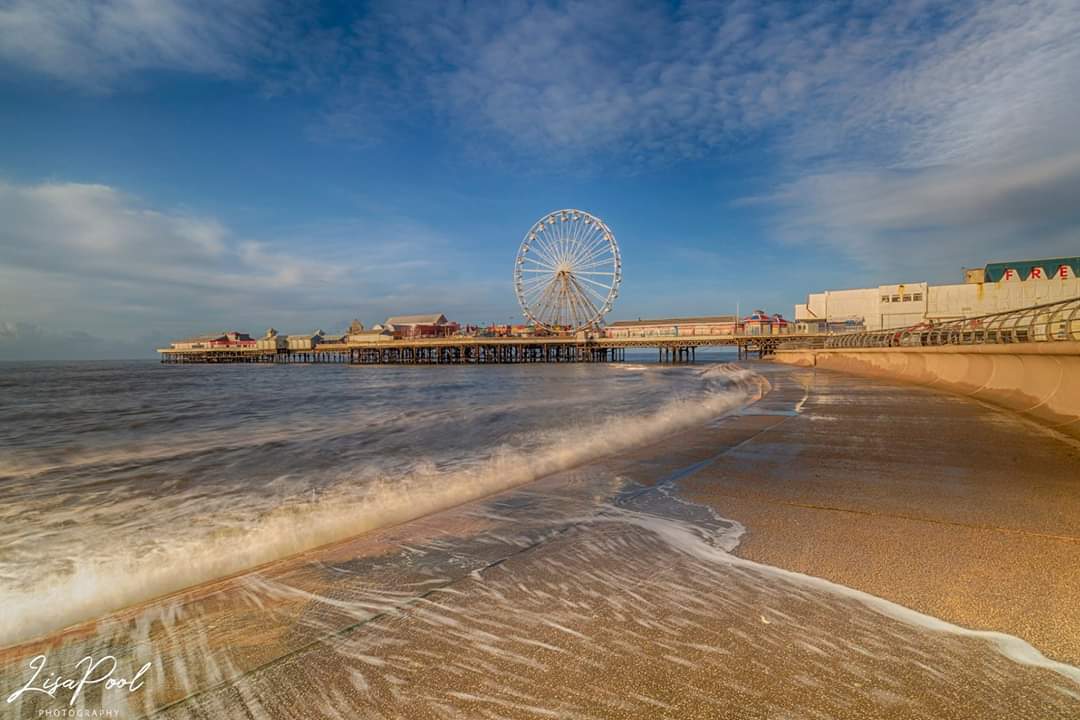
[0,364,768,649]
[608,506,1080,686]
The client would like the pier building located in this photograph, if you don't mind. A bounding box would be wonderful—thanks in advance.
[605,316,738,338]
[255,329,286,351]
[384,314,459,338]
[742,310,791,336]
[286,331,324,351]
[795,257,1080,332]
[348,328,395,344]
[169,331,253,350]
[604,313,791,338]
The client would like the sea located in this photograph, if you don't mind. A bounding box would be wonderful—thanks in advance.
[1,355,1078,718]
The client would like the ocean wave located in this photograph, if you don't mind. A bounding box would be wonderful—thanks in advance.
[0,364,769,649]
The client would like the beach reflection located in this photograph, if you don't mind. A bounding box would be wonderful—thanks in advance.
[3,439,1078,718]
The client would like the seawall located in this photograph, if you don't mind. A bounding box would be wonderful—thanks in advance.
[772,342,1080,439]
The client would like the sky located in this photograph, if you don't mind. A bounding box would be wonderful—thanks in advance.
[1,0,1078,359]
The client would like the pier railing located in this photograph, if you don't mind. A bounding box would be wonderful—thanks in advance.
[823,297,1080,349]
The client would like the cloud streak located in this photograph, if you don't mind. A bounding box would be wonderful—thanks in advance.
[308,0,1080,271]
[1,0,1077,340]
[0,181,506,359]
[0,0,276,91]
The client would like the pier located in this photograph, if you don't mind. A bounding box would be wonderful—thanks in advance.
[158,334,817,365]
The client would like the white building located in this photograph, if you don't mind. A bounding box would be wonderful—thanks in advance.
[384,313,458,338]
[795,257,1080,332]
[348,329,394,344]
[286,330,324,350]
[605,315,739,338]
[255,328,287,351]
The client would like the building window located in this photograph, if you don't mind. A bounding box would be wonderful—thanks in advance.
[902,294,912,302]
[891,295,901,302]
[912,293,923,301]
[881,296,890,303]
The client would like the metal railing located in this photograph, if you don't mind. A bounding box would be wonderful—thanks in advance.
[824,297,1080,349]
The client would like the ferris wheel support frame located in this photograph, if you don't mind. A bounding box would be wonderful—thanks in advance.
[513,208,622,334]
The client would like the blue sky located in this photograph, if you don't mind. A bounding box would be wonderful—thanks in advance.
[1,0,1078,359]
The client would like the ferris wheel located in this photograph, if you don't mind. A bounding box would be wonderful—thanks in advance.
[513,209,622,333]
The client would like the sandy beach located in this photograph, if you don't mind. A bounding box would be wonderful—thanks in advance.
[675,362,1080,668]
[2,362,1079,718]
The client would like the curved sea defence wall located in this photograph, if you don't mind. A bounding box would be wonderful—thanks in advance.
[773,342,1080,439]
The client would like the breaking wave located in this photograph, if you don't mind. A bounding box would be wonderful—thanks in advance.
[0,363,768,648]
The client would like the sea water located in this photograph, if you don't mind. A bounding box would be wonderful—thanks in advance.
[2,357,1078,719]
[0,355,754,648]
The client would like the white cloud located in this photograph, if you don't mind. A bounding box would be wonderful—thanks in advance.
[0,181,340,289]
[0,0,269,91]
[754,0,1080,274]
[314,0,946,162]
[301,0,1080,274]
[758,151,1080,274]
[0,181,504,359]
[2,0,1077,284]
[0,320,159,360]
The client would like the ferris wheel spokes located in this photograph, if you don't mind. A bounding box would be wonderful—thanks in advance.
[513,208,621,333]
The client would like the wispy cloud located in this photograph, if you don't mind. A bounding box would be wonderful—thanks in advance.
[311,1,1080,272]
[0,321,161,361]
[0,181,504,358]
[755,0,1080,274]
[2,0,1077,305]
[0,0,276,91]
[316,0,1067,273]
[0,181,342,289]
[310,1,949,162]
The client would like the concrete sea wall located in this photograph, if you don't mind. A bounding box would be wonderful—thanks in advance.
[773,342,1080,439]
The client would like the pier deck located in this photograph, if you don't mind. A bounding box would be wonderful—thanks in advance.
[158,334,825,364]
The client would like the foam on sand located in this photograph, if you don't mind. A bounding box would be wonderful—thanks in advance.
[0,364,768,649]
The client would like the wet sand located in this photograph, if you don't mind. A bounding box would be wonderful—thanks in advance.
[3,363,1079,718]
[669,362,1080,667]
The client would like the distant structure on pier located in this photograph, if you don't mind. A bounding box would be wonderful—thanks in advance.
[168,331,254,350]
[384,313,460,338]
[286,331,325,351]
[349,319,394,344]
[604,313,790,339]
[795,256,1080,333]
[605,316,738,338]
[256,328,286,351]
[158,204,817,362]
[514,209,622,333]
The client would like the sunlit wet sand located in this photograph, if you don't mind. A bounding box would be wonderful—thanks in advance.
[680,363,1080,667]
[2,363,1079,718]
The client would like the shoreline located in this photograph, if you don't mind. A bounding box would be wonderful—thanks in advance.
[3,361,1079,717]
[0,362,765,654]
[666,362,1080,667]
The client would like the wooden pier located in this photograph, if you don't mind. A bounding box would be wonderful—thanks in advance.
[158,335,823,365]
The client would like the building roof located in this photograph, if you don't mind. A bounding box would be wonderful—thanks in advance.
[983,257,1080,282]
[607,315,737,327]
[386,313,448,325]
[173,332,227,344]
